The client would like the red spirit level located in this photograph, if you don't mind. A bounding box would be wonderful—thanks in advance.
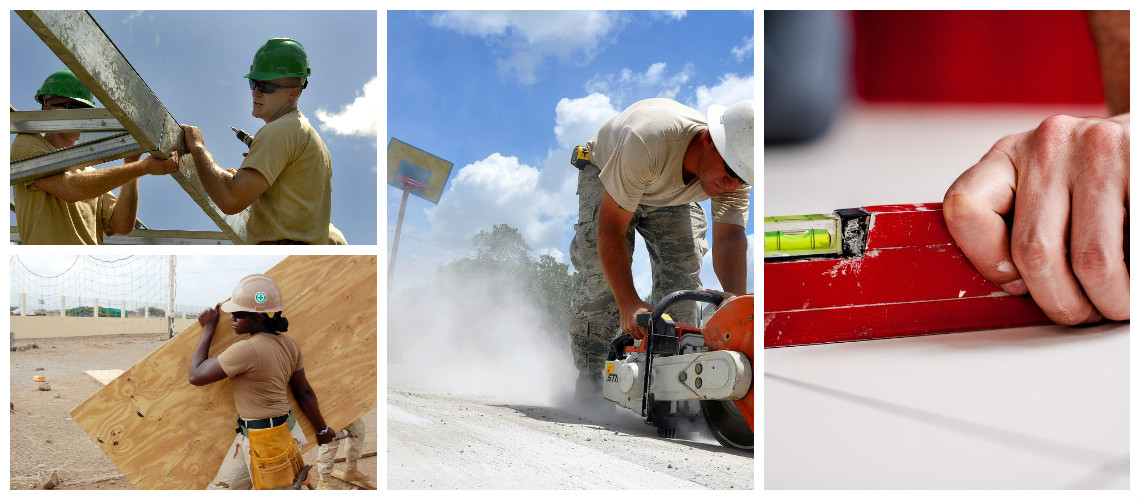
[764,204,1053,348]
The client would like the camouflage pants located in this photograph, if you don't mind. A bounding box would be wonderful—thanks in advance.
[568,164,708,381]
[316,417,366,474]
[206,413,307,490]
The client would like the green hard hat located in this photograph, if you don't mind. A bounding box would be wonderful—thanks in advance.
[34,69,94,107]
[244,38,312,81]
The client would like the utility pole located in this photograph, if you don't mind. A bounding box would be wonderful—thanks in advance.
[167,256,176,339]
[386,138,453,294]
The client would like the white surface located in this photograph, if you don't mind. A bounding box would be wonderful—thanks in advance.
[764,104,1130,489]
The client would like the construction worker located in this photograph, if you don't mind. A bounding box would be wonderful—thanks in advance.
[568,98,753,402]
[11,69,179,244]
[314,417,367,489]
[180,38,332,244]
[189,274,335,489]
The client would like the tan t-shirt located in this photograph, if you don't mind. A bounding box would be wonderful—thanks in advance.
[10,133,118,245]
[217,332,304,419]
[240,109,332,244]
[588,98,750,227]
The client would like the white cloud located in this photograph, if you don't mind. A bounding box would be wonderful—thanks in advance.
[123,11,145,24]
[585,62,693,108]
[731,36,754,62]
[691,73,755,114]
[655,11,687,22]
[314,77,379,137]
[429,11,625,84]
[425,153,575,257]
[553,93,619,149]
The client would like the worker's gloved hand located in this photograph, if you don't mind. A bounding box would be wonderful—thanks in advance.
[943,113,1130,325]
[179,124,206,154]
[620,299,652,340]
[198,303,221,328]
[139,152,179,176]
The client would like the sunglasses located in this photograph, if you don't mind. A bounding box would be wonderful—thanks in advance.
[47,101,92,110]
[724,160,748,186]
[249,79,299,94]
[231,311,260,319]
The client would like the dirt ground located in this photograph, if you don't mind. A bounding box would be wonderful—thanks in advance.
[10,333,377,490]
[388,385,754,489]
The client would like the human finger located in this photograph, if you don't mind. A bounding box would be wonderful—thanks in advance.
[1069,121,1130,320]
[1010,116,1100,324]
[943,143,1025,294]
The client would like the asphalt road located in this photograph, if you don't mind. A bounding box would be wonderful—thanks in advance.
[387,387,754,489]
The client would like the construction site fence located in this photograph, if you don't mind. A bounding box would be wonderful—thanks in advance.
[10,293,210,319]
[11,317,199,340]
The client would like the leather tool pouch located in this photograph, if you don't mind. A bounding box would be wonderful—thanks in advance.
[248,423,304,490]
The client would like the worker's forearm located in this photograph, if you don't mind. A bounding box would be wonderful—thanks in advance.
[1087,10,1130,114]
[597,223,640,309]
[712,224,749,295]
[296,391,328,432]
[108,179,139,235]
[189,327,214,378]
[712,247,748,295]
[51,161,149,202]
[187,146,238,211]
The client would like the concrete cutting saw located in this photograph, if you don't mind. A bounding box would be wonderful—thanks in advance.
[602,290,754,450]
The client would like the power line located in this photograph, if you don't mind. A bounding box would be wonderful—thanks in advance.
[386,229,475,258]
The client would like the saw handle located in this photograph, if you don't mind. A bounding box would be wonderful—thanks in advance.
[607,332,635,361]
[649,290,724,331]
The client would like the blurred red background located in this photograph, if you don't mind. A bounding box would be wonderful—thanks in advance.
[853,11,1104,104]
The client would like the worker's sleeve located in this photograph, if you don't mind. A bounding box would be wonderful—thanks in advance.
[239,121,300,186]
[597,128,654,213]
[12,134,55,191]
[710,186,751,227]
[98,191,118,236]
[290,336,303,374]
[217,340,255,377]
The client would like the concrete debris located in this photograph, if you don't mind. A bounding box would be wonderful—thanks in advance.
[38,383,51,391]
[34,367,44,371]
[11,343,40,352]
[41,471,60,490]
[53,393,61,398]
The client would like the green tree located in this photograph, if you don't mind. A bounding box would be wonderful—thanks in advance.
[437,224,578,341]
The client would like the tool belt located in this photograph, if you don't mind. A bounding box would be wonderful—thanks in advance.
[240,413,305,490]
[236,413,290,435]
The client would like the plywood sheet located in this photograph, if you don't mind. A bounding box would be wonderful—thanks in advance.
[85,369,124,386]
[69,255,377,489]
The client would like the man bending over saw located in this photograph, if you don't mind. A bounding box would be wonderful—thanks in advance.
[568,98,753,403]
[180,37,332,244]
[943,11,1129,326]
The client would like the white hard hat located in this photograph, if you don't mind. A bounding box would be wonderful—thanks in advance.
[706,99,754,186]
[220,274,284,313]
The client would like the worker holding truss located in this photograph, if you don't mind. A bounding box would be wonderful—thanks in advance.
[180,38,332,245]
[11,70,180,244]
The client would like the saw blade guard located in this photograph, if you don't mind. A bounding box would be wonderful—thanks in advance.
[701,294,754,432]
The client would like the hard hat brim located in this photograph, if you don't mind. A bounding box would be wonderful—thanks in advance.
[219,298,282,314]
[706,104,749,184]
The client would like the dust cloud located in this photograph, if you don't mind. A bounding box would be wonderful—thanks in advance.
[387,271,578,407]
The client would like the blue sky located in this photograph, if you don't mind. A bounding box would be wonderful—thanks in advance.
[10,11,378,244]
[387,10,755,295]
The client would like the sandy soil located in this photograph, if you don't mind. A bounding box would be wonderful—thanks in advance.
[388,386,754,489]
[10,333,376,490]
